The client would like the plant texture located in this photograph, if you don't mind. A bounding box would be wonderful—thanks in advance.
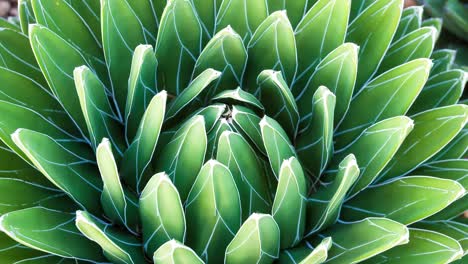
[0,0,467,263]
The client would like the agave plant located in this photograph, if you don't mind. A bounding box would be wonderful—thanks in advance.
[0,0,466,263]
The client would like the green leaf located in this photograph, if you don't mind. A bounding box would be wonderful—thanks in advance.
[378,27,436,74]
[206,118,233,159]
[415,220,468,254]
[409,70,466,115]
[155,115,207,201]
[166,69,221,121]
[122,91,167,192]
[306,155,359,235]
[153,240,204,264]
[193,27,247,98]
[74,66,125,154]
[29,24,90,135]
[0,207,105,262]
[346,0,403,89]
[63,0,101,40]
[156,0,202,95]
[212,88,264,112]
[260,116,296,178]
[273,157,307,249]
[140,173,186,257]
[258,70,299,137]
[0,18,20,31]
[311,217,409,264]
[349,0,377,20]
[342,176,465,225]
[278,237,332,264]
[296,86,335,177]
[431,126,468,160]
[293,0,350,92]
[217,131,271,219]
[225,213,280,264]
[231,105,265,154]
[267,0,309,27]
[125,44,158,140]
[335,59,431,148]
[326,116,413,197]
[185,160,241,263]
[101,0,157,114]
[97,139,138,232]
[378,105,468,181]
[413,159,468,188]
[75,210,145,264]
[244,11,297,90]
[215,0,268,42]
[295,43,358,126]
[363,228,463,264]
[430,49,456,76]
[18,0,36,35]
[421,17,442,40]
[12,129,103,215]
[393,6,423,41]
[191,0,222,38]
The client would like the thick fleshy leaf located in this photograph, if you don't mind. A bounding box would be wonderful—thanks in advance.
[260,116,296,178]
[155,0,202,95]
[125,44,158,140]
[378,105,468,181]
[244,11,297,90]
[12,129,103,214]
[311,218,409,264]
[206,118,233,159]
[0,207,105,262]
[225,213,280,264]
[101,0,157,114]
[413,159,468,188]
[346,0,403,89]
[306,155,359,235]
[415,220,468,254]
[430,49,456,76]
[295,43,358,126]
[431,126,468,160]
[97,139,138,232]
[75,210,145,264]
[296,86,335,177]
[18,0,36,34]
[378,27,436,74]
[293,0,350,91]
[215,0,268,41]
[217,131,271,219]
[74,66,125,154]
[258,70,299,137]
[139,173,186,257]
[154,240,204,264]
[231,105,265,154]
[121,91,166,192]
[409,70,466,115]
[212,88,264,112]
[155,115,207,201]
[278,237,332,264]
[193,27,247,97]
[0,18,20,31]
[267,0,309,27]
[363,228,463,264]
[325,116,413,197]
[343,176,465,225]
[335,59,431,148]
[185,160,241,263]
[273,157,307,249]
[191,0,222,38]
[393,6,423,41]
[421,17,442,40]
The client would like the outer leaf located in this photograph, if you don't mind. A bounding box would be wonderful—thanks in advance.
[378,105,468,181]
[431,126,468,160]
[185,160,241,263]
[0,207,105,262]
[306,155,359,235]
[415,220,468,254]
[335,59,431,148]
[75,210,145,264]
[231,105,265,154]
[342,176,465,225]
[278,237,332,264]
[430,49,456,76]
[155,0,202,95]
[325,116,413,197]
[293,0,350,91]
[212,88,264,111]
[225,213,280,264]
[12,129,103,214]
[363,228,463,264]
[153,240,204,264]
[296,86,335,177]
[122,91,166,192]
[155,115,207,201]
[272,157,307,249]
[311,218,409,264]
[140,173,186,257]
[346,0,403,89]
[393,6,423,41]
[244,11,297,90]
[217,131,271,219]
[215,0,268,41]
[258,70,299,137]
